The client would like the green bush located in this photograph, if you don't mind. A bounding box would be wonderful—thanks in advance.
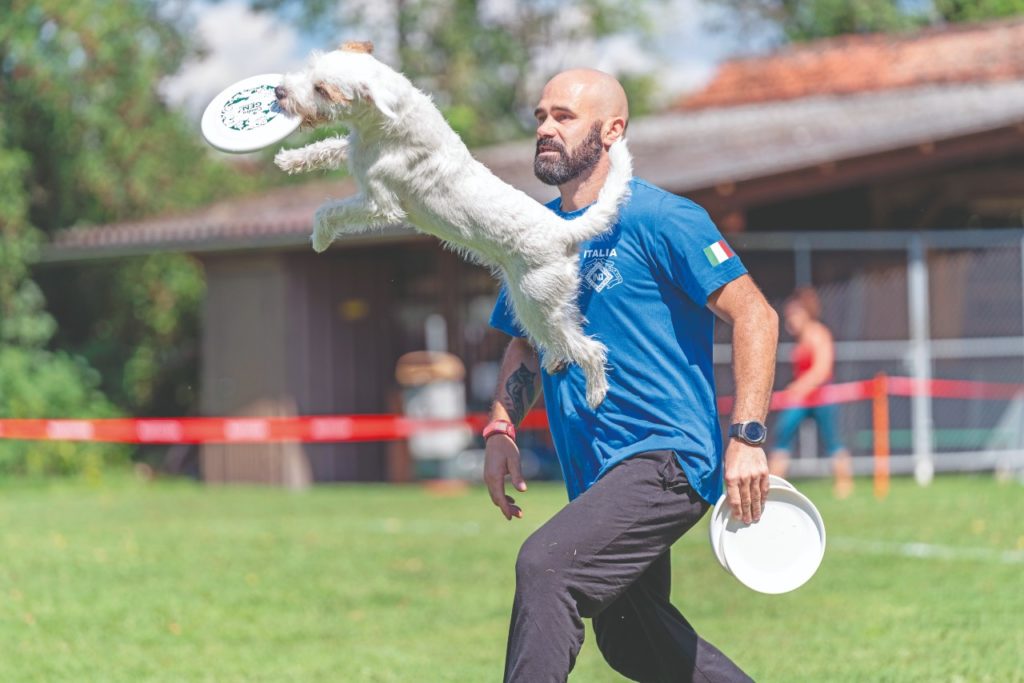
[0,345,129,477]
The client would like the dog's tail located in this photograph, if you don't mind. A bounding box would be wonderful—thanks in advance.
[558,138,633,245]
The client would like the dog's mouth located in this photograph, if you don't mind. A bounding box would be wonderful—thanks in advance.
[276,97,297,116]
[280,105,311,128]
[279,104,322,129]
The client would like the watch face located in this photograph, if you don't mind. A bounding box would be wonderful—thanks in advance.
[743,422,767,443]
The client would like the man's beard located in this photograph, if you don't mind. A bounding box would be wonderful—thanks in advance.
[534,123,603,186]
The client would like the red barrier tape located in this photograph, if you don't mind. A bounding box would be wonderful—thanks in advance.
[885,376,1024,401]
[0,415,487,444]
[715,379,876,414]
[0,376,1020,444]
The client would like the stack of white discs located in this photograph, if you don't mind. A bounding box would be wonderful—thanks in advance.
[709,475,826,594]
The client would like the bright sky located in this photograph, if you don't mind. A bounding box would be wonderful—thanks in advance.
[162,0,777,119]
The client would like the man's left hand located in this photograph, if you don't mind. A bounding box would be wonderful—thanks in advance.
[723,439,769,524]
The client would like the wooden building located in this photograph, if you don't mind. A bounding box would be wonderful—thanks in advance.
[40,18,1024,484]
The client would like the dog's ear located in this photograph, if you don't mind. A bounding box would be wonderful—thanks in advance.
[360,81,398,121]
[340,41,374,54]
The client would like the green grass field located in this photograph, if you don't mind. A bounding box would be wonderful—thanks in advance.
[0,473,1021,682]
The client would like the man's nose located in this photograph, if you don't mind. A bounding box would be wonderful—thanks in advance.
[275,85,287,100]
[537,128,557,144]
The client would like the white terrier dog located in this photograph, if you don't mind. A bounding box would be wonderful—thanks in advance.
[274,42,633,408]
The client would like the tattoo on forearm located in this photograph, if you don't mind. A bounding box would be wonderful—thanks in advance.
[503,363,537,425]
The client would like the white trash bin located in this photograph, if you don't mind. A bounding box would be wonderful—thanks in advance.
[395,351,473,475]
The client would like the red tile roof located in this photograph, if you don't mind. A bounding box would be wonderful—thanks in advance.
[679,17,1024,110]
[47,177,359,256]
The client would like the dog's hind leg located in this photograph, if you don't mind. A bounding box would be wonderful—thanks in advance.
[578,338,609,409]
[275,136,350,175]
[311,195,380,252]
[544,328,609,409]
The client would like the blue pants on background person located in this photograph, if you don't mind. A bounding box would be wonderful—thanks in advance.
[771,404,845,456]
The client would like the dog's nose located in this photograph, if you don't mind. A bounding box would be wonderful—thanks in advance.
[275,85,287,100]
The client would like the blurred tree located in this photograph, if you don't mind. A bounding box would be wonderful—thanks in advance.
[0,120,127,475]
[932,0,1024,22]
[0,1,265,440]
[41,253,207,418]
[708,0,1024,41]
[244,0,664,145]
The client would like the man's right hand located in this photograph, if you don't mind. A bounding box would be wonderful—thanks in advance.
[484,435,528,520]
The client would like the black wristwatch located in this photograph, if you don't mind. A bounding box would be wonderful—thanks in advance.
[728,421,767,446]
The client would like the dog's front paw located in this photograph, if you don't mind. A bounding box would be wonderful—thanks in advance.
[310,209,333,252]
[275,148,308,174]
[311,226,333,253]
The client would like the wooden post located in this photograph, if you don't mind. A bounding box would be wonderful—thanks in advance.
[873,373,890,499]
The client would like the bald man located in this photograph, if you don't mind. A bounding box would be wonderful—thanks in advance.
[483,70,776,682]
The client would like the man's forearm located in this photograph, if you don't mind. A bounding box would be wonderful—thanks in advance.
[730,303,778,423]
[492,338,543,427]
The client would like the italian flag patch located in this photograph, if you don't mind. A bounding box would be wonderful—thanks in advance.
[703,239,735,267]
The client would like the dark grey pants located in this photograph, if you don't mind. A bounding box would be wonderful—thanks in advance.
[504,451,753,683]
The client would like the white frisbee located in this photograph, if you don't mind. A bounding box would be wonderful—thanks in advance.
[708,494,731,569]
[201,74,300,153]
[720,487,826,594]
[708,475,796,569]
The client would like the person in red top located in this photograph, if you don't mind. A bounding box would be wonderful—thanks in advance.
[768,287,854,498]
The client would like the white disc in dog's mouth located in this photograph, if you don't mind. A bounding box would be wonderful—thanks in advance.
[201,74,301,153]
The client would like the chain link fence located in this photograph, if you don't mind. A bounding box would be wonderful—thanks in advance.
[716,229,1024,481]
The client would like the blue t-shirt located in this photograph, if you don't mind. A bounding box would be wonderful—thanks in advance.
[489,178,747,503]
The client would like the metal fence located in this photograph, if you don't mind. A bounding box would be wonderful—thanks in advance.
[715,228,1024,481]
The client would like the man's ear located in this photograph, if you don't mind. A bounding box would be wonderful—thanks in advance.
[361,81,398,121]
[603,117,627,147]
[340,41,374,54]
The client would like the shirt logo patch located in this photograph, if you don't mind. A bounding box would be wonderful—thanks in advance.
[583,259,623,292]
